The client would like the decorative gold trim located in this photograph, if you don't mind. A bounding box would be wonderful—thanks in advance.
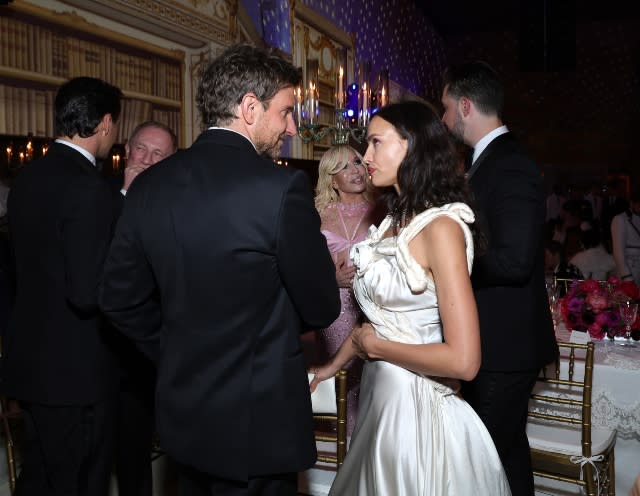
[226,0,238,39]
[308,33,337,80]
[293,1,352,49]
[10,0,186,61]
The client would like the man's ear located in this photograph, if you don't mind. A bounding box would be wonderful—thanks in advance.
[459,97,472,118]
[240,93,261,125]
[124,142,130,160]
[99,113,113,136]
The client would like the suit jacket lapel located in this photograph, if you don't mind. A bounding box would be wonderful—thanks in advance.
[467,132,510,180]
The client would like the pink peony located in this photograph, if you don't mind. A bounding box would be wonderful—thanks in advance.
[607,275,621,286]
[588,323,606,340]
[616,282,640,300]
[580,279,601,293]
[586,289,608,313]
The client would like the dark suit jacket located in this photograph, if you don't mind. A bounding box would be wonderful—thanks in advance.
[468,132,558,371]
[99,129,340,481]
[3,142,116,404]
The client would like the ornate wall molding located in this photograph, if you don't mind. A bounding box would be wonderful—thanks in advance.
[57,0,244,48]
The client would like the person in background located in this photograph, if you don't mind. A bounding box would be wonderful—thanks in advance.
[611,189,640,285]
[100,44,340,496]
[568,224,615,281]
[441,60,558,496]
[544,239,583,288]
[111,120,177,496]
[584,182,603,224]
[4,76,122,496]
[120,120,177,195]
[313,144,382,437]
[545,183,566,223]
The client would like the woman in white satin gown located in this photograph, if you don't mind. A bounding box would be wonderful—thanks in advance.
[310,102,511,495]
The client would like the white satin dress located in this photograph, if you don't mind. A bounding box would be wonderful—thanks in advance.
[329,203,511,496]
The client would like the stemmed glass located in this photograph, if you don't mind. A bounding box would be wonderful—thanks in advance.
[618,301,638,347]
[546,282,561,330]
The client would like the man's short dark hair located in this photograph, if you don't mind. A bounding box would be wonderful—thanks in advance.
[128,120,178,152]
[54,77,123,138]
[196,44,302,128]
[442,61,504,119]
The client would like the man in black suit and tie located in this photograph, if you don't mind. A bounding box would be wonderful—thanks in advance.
[99,44,340,496]
[109,121,177,496]
[441,61,558,496]
[4,76,122,495]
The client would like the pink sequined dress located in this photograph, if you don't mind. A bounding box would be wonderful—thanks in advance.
[317,201,373,436]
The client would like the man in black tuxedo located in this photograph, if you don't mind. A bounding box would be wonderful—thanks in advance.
[441,61,558,496]
[4,77,122,496]
[109,121,177,496]
[100,44,340,496]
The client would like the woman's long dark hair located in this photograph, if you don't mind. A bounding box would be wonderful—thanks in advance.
[374,102,465,214]
[373,101,484,249]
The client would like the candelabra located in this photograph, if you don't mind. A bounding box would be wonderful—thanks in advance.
[295,58,389,146]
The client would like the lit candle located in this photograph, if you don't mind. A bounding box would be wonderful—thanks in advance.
[307,81,318,125]
[42,144,48,156]
[6,147,11,163]
[336,66,345,109]
[19,152,24,165]
[26,141,33,159]
[380,86,387,108]
[359,82,370,127]
[294,85,304,127]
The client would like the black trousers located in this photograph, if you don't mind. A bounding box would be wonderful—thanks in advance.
[15,397,116,496]
[178,464,297,496]
[115,371,155,496]
[461,369,539,496]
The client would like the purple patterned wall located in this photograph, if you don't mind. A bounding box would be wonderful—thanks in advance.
[241,0,447,101]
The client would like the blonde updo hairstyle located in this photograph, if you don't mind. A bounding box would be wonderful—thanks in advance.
[315,145,373,212]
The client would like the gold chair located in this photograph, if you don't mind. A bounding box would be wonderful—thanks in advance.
[527,341,616,496]
[0,336,20,495]
[309,369,347,467]
[0,395,19,494]
[553,276,579,295]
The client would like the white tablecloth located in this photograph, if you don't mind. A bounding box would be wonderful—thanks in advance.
[535,328,640,494]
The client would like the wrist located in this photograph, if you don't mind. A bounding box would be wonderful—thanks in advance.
[364,333,382,360]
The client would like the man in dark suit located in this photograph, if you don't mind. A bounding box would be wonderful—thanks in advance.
[109,121,177,496]
[4,77,122,496]
[99,44,340,496]
[441,61,558,496]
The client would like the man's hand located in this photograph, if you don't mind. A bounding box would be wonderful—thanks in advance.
[122,164,147,192]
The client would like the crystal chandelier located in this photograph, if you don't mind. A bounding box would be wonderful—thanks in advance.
[295,58,389,146]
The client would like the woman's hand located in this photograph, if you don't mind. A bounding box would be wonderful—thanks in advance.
[335,259,356,288]
[351,322,377,359]
[309,362,339,393]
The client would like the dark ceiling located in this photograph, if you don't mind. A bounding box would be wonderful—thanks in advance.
[416,0,640,37]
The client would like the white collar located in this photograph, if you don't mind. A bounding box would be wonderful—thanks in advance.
[472,125,509,164]
[207,127,257,152]
[55,139,96,166]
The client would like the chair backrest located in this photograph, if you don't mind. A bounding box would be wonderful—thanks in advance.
[553,276,577,295]
[529,341,595,457]
[309,369,347,467]
[552,277,611,296]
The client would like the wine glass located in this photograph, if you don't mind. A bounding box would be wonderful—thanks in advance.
[617,301,638,347]
[546,282,560,330]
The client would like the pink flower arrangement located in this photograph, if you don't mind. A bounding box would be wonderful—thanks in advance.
[559,276,640,340]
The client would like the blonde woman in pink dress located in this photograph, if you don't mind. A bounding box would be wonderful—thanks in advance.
[314,145,382,436]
